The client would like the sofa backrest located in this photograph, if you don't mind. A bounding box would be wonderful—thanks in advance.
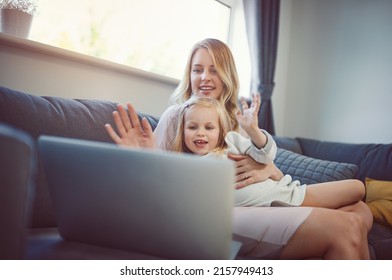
[297,137,392,183]
[0,86,159,228]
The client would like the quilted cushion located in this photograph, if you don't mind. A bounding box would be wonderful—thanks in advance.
[297,137,392,183]
[275,148,358,185]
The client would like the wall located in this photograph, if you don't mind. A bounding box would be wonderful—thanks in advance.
[2,0,391,144]
[0,33,178,117]
[274,0,392,144]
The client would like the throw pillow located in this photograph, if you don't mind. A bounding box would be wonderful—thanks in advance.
[365,178,392,228]
[275,148,358,185]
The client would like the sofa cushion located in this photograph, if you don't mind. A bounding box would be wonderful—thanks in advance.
[0,86,158,141]
[0,86,159,228]
[273,136,303,154]
[297,137,392,183]
[366,178,392,228]
[275,148,358,185]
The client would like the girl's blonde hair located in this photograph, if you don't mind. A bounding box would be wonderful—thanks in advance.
[172,96,232,154]
[171,38,240,131]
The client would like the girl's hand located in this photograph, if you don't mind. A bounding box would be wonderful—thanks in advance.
[105,103,155,149]
[237,93,261,133]
[227,153,284,189]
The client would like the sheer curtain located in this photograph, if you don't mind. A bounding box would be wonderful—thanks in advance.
[243,0,280,134]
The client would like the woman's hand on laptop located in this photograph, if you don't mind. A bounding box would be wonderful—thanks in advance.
[105,103,156,149]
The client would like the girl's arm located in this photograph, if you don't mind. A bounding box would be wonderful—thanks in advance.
[237,93,266,148]
[229,93,281,189]
[236,93,277,162]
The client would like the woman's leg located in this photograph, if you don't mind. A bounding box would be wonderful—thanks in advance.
[301,178,373,233]
[301,179,365,209]
[338,201,373,232]
[280,207,370,259]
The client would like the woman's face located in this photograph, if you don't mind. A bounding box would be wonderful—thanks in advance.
[183,106,221,156]
[190,48,224,100]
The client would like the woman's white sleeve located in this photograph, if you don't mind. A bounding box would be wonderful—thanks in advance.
[154,105,181,151]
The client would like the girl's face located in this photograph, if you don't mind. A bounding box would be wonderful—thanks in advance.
[183,106,221,155]
[190,48,224,100]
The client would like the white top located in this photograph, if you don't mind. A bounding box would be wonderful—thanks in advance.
[154,104,182,151]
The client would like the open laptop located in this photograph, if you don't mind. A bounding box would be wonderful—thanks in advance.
[38,135,240,259]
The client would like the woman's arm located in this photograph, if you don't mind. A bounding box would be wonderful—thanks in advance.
[227,154,284,189]
[153,104,181,151]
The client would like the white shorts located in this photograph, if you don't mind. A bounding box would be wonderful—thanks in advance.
[233,206,312,259]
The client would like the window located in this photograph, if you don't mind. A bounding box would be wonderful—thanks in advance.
[30,0,231,80]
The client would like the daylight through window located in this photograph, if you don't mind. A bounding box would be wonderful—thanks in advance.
[29,0,231,80]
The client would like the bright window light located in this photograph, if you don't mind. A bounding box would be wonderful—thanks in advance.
[29,0,231,80]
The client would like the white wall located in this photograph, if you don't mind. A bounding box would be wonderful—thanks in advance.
[274,0,392,144]
[0,34,178,117]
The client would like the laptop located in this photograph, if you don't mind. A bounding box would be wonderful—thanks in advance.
[38,135,240,259]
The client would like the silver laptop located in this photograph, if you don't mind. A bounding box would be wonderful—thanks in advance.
[38,135,239,259]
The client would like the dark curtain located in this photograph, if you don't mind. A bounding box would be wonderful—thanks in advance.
[243,0,280,135]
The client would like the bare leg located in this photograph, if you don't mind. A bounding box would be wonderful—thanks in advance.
[280,207,370,259]
[338,201,373,232]
[301,179,365,209]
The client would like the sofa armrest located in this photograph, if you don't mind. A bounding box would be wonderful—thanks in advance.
[0,123,36,259]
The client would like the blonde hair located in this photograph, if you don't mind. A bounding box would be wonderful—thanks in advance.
[172,96,232,154]
[171,38,240,131]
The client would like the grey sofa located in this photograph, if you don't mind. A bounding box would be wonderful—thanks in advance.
[1,85,391,259]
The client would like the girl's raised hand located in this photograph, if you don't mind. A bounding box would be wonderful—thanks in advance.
[237,93,261,133]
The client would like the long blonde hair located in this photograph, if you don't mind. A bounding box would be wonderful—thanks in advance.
[171,38,240,131]
[172,96,232,154]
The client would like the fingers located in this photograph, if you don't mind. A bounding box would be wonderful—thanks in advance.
[240,97,248,111]
[114,103,144,136]
[252,93,261,108]
[227,153,247,161]
[235,175,254,189]
[113,110,127,137]
[249,93,261,115]
[141,117,153,136]
[117,104,132,132]
[127,103,142,131]
[227,153,247,174]
[104,123,122,144]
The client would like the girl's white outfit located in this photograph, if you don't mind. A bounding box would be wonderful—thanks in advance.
[154,104,313,259]
[222,131,307,207]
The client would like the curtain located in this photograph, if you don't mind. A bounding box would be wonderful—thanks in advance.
[243,0,280,135]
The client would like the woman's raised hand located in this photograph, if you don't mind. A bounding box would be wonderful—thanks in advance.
[105,103,156,149]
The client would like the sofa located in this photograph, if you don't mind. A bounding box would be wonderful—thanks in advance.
[1,85,392,259]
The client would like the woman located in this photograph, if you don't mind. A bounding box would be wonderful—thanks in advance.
[105,38,372,259]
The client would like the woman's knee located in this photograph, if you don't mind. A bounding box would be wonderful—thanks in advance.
[281,208,367,259]
[341,200,373,231]
[342,212,365,241]
[347,179,366,200]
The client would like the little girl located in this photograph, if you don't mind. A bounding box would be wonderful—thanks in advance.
[170,95,365,208]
